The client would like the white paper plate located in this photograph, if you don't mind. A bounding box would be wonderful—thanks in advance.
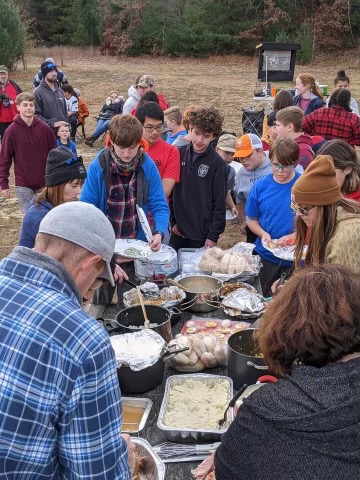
[136,205,153,243]
[114,239,152,259]
[262,239,307,261]
[226,210,236,221]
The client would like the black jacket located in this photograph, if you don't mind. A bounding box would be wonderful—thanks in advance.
[98,100,124,121]
[171,143,226,242]
[215,358,360,480]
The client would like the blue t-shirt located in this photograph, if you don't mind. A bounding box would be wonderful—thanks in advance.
[56,138,77,155]
[166,130,187,145]
[245,172,301,266]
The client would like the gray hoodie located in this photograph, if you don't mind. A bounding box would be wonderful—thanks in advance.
[34,81,68,129]
[122,85,141,115]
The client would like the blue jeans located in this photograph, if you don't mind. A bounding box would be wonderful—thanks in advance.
[93,119,110,140]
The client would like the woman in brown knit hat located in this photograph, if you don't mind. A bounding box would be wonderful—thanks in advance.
[291,154,360,273]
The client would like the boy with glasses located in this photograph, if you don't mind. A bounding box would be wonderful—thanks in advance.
[245,138,303,296]
[136,102,180,200]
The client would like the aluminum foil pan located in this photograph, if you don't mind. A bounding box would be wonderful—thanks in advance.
[221,289,267,319]
[132,437,166,480]
[123,282,186,308]
[110,330,166,370]
[157,374,233,442]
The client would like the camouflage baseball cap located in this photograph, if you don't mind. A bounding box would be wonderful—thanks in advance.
[137,75,155,88]
[0,65,9,73]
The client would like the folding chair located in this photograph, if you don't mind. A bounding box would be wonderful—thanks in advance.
[76,121,87,141]
[76,96,90,141]
[241,109,265,137]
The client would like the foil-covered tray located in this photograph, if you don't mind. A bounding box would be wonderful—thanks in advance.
[123,282,186,308]
[219,281,257,298]
[132,437,166,480]
[157,374,233,442]
[221,289,267,319]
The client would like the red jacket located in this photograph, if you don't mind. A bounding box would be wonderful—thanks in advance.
[0,80,21,123]
[130,93,170,115]
[0,115,57,189]
[303,106,360,146]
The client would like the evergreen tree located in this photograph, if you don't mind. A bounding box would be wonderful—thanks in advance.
[0,0,26,69]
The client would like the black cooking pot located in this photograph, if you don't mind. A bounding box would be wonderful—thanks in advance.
[104,305,180,343]
[227,329,270,390]
[117,346,187,394]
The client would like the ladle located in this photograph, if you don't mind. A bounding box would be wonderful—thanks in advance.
[136,287,150,328]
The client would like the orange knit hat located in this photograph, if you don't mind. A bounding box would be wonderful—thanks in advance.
[292,155,342,206]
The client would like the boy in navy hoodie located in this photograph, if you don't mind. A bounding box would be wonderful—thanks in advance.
[0,92,56,216]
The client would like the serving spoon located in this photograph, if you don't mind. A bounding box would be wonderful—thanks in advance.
[136,287,150,328]
[218,383,248,426]
[166,278,189,292]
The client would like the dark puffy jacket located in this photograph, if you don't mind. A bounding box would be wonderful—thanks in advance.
[98,99,124,120]
[293,94,324,116]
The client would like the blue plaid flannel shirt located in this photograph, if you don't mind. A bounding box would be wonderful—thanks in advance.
[0,251,131,479]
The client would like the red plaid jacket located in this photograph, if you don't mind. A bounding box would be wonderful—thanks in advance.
[302,106,360,146]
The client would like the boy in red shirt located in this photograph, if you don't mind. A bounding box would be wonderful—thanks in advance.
[135,101,180,199]
[275,106,314,169]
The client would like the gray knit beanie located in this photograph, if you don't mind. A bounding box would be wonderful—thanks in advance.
[45,146,87,187]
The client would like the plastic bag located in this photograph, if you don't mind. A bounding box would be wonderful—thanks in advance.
[166,332,227,372]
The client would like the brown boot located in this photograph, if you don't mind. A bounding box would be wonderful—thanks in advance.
[85,139,94,147]
[85,134,94,141]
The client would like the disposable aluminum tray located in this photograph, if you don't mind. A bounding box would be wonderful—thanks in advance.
[132,437,166,480]
[157,374,233,442]
[121,397,153,434]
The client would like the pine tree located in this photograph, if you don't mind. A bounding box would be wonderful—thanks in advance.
[0,0,26,69]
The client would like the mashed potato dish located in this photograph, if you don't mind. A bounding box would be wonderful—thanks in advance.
[163,378,229,430]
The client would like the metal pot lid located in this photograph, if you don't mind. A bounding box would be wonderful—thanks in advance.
[110,330,166,371]
[136,244,177,264]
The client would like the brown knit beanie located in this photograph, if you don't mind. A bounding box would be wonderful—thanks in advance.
[292,155,342,206]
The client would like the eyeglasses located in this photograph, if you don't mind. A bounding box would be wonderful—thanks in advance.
[143,124,164,133]
[271,162,295,171]
[291,201,314,215]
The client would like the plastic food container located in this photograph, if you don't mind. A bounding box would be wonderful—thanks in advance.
[157,374,233,442]
[135,244,178,280]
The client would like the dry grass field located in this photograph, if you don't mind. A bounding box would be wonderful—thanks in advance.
[1,47,359,258]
